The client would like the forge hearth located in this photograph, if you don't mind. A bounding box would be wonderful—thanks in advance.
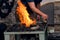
[6,20,47,32]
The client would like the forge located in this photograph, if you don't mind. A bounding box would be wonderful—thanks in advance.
[4,0,54,40]
[5,0,48,32]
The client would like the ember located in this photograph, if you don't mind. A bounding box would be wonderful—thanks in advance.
[16,0,36,27]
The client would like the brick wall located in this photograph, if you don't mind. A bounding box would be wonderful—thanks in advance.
[54,2,60,31]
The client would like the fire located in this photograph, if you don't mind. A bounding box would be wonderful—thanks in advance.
[16,0,36,27]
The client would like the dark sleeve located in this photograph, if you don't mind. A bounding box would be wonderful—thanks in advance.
[26,0,34,2]
[35,0,42,3]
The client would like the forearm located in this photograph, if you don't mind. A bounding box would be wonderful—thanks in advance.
[28,2,44,16]
[29,5,44,16]
[28,2,48,20]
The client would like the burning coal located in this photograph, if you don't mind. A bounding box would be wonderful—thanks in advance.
[16,0,36,27]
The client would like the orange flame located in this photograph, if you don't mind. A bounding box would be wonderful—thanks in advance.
[16,0,36,27]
